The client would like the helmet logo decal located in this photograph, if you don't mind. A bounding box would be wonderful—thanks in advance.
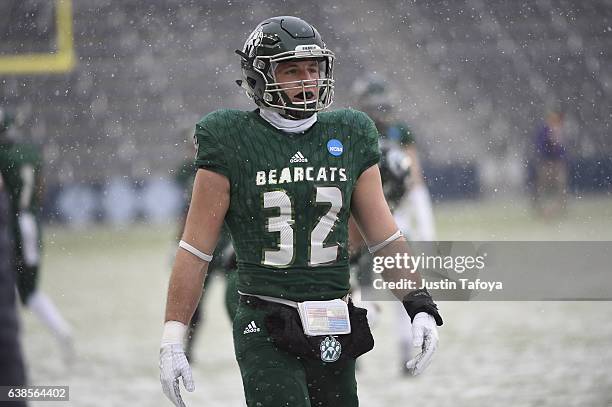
[244,28,264,56]
[327,139,344,157]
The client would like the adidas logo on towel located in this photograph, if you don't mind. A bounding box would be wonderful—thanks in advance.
[289,151,309,163]
[243,321,261,334]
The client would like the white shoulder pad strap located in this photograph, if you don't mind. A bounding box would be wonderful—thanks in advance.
[179,240,213,262]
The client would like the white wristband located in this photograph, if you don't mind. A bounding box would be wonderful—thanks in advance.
[179,240,213,262]
[161,321,188,346]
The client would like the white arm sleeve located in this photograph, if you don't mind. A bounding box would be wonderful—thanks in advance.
[408,184,436,240]
[18,211,39,266]
[394,184,436,241]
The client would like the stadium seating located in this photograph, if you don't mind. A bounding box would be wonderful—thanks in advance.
[1,0,610,221]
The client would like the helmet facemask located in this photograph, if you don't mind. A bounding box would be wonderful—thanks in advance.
[361,96,393,125]
[264,51,334,119]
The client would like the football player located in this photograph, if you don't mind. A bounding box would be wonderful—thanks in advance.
[0,108,74,364]
[0,173,28,405]
[159,16,443,407]
[350,74,438,374]
[351,74,436,241]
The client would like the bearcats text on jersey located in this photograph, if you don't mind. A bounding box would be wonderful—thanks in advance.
[256,166,347,186]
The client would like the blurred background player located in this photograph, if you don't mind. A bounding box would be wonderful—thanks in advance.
[349,75,437,374]
[172,132,238,363]
[0,107,74,364]
[351,74,436,241]
[0,167,28,406]
[532,111,569,218]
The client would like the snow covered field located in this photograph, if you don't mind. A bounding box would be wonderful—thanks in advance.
[21,195,612,406]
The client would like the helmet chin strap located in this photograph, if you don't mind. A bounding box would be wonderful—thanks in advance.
[259,108,317,133]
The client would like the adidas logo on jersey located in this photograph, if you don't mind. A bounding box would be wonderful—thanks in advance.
[243,321,261,334]
[290,151,308,163]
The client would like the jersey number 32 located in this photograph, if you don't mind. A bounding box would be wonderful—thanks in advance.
[263,186,341,267]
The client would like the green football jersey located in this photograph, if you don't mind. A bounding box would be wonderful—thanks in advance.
[0,142,42,215]
[379,122,415,146]
[377,121,417,207]
[194,109,380,301]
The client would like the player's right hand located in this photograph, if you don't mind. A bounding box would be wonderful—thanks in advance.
[160,343,195,407]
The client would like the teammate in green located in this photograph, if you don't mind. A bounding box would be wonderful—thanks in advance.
[0,162,28,406]
[0,108,74,363]
[350,74,438,374]
[159,17,443,407]
[351,74,436,241]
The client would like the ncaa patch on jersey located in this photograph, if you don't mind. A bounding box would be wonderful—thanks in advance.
[327,139,343,156]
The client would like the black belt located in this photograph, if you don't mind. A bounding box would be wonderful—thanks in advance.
[239,294,290,310]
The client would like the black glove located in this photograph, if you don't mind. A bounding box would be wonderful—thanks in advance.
[402,289,443,326]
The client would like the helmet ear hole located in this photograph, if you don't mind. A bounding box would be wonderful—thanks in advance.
[255,60,266,70]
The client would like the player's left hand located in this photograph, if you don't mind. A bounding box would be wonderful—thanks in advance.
[405,312,438,376]
[160,343,195,407]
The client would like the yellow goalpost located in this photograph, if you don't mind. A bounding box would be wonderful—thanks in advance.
[0,0,76,75]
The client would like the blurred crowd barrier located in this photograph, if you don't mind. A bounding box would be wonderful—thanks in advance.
[41,156,612,227]
[44,176,184,226]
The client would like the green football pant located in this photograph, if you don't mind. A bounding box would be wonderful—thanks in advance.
[16,262,38,305]
[224,269,239,322]
[233,300,358,407]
